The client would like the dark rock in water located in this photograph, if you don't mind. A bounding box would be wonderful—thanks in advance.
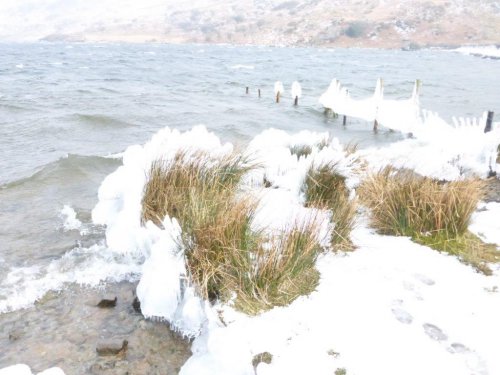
[96,339,128,356]
[132,296,141,314]
[97,297,117,308]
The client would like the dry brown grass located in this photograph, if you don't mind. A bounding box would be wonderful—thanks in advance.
[304,162,357,250]
[358,168,483,236]
[231,223,322,315]
[141,151,323,312]
[359,167,498,273]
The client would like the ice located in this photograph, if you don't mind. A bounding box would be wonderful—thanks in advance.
[291,81,302,99]
[60,205,82,231]
[274,81,284,95]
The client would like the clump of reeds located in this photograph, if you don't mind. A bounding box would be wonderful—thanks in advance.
[359,167,498,274]
[230,223,322,315]
[141,151,323,313]
[304,162,357,250]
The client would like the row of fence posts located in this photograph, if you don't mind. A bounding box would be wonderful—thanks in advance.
[245,84,300,106]
[245,86,496,136]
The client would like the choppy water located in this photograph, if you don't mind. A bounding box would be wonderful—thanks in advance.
[0,42,499,372]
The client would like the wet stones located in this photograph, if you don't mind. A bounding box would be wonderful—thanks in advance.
[96,339,128,356]
[97,297,117,308]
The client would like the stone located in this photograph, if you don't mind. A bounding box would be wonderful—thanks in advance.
[96,339,128,356]
[132,297,141,314]
[8,330,21,341]
[252,352,273,369]
[97,297,117,308]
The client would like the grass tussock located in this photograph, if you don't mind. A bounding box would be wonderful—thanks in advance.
[304,162,357,250]
[359,167,498,273]
[231,223,322,315]
[141,151,322,313]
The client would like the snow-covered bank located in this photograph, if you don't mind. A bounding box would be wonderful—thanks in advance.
[182,222,500,375]
[0,365,64,375]
[88,125,500,375]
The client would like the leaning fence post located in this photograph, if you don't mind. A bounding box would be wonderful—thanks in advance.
[484,111,494,133]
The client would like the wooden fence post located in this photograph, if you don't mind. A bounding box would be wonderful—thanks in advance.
[484,111,494,133]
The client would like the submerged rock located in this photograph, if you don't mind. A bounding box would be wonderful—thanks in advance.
[97,297,117,308]
[96,339,128,356]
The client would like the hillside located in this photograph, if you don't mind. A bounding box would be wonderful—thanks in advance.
[0,0,499,48]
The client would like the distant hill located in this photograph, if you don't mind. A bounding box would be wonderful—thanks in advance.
[1,0,499,48]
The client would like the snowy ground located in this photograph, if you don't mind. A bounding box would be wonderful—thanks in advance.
[2,124,500,375]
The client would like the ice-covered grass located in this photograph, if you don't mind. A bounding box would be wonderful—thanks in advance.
[304,162,357,250]
[231,221,323,315]
[140,148,324,315]
[359,167,498,273]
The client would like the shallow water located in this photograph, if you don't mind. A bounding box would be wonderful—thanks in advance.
[0,282,191,374]
[0,42,499,372]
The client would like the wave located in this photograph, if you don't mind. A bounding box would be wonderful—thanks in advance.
[0,154,121,191]
[229,64,255,70]
[0,242,142,313]
[454,45,500,60]
[73,113,136,128]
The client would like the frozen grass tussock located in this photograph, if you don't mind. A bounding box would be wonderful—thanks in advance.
[359,167,499,273]
[140,149,324,316]
[304,162,357,250]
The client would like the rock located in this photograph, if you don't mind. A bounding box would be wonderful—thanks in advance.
[252,352,273,369]
[132,297,141,314]
[96,339,128,356]
[97,297,117,308]
[8,330,21,341]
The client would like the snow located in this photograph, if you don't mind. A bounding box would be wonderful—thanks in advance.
[85,124,500,375]
[0,365,65,375]
[470,202,500,246]
[181,222,500,375]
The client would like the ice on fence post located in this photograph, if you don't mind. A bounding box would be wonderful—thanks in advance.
[373,78,384,131]
[291,81,302,106]
[274,81,284,103]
